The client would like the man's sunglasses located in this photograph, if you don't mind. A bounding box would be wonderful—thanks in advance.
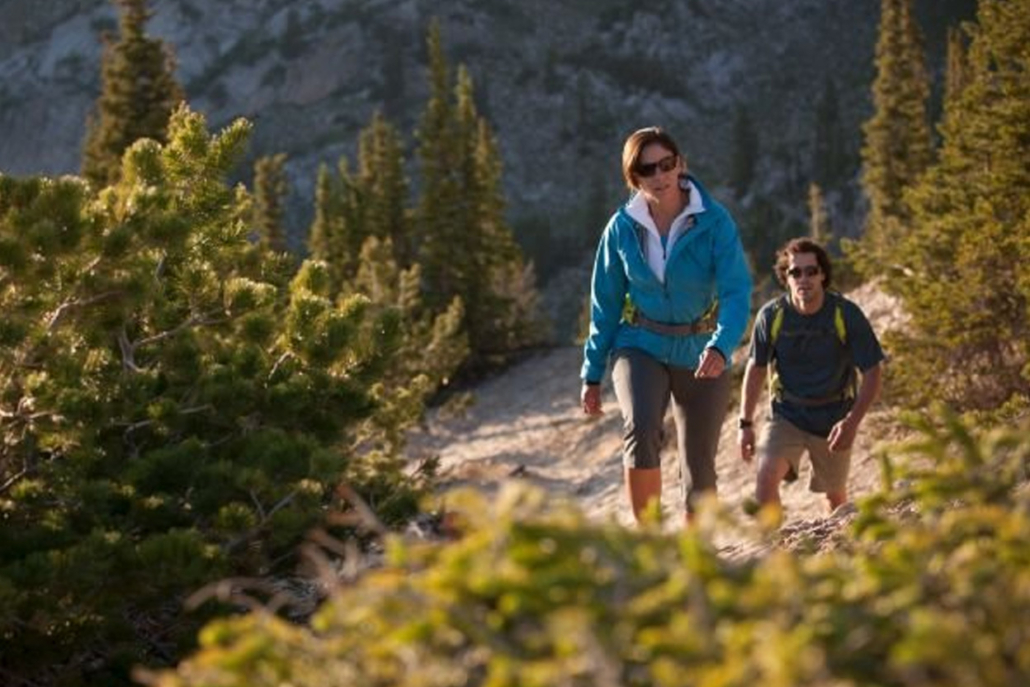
[787,265,822,279]
[635,154,678,178]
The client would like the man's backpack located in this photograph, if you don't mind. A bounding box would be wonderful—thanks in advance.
[767,293,856,406]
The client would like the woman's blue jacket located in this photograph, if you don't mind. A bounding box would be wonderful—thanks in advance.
[581,176,753,383]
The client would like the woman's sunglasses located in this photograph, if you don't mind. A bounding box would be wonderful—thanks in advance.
[787,265,822,279]
[635,154,678,178]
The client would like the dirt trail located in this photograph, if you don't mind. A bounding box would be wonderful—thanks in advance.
[405,283,904,551]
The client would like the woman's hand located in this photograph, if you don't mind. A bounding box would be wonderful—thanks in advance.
[695,347,725,378]
[581,383,603,416]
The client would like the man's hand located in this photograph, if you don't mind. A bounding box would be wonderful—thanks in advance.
[695,347,725,379]
[581,383,603,416]
[827,416,859,452]
[739,426,756,463]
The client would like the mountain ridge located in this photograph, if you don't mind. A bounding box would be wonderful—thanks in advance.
[0,0,974,259]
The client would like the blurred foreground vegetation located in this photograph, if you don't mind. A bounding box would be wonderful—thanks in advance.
[151,410,1030,687]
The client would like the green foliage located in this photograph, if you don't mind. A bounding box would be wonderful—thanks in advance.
[252,152,289,253]
[807,183,830,244]
[81,0,185,189]
[859,0,933,264]
[309,23,544,377]
[415,27,546,370]
[0,106,425,684]
[885,0,1030,413]
[811,77,848,189]
[350,235,469,455]
[152,410,1030,687]
[729,104,758,195]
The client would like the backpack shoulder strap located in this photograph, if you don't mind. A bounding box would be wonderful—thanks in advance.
[769,295,788,347]
[829,291,847,346]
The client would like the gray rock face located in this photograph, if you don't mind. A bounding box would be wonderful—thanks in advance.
[0,0,969,251]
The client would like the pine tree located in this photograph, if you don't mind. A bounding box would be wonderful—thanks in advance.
[413,24,542,368]
[351,236,468,455]
[807,182,831,244]
[812,77,846,188]
[380,30,408,124]
[729,104,759,196]
[253,152,289,252]
[81,0,184,189]
[313,157,369,285]
[307,162,349,294]
[472,116,545,354]
[415,21,462,312]
[357,112,412,268]
[890,0,1030,413]
[944,25,970,112]
[860,0,933,260]
[0,106,426,682]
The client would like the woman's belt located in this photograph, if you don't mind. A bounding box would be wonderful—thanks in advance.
[627,311,716,337]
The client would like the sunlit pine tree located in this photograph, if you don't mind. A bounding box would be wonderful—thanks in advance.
[859,0,932,262]
[890,0,1030,412]
[308,163,348,294]
[807,182,831,245]
[944,25,970,115]
[414,21,462,313]
[253,152,289,253]
[351,236,468,454]
[81,0,184,188]
[1,106,422,682]
[812,77,847,188]
[357,112,412,268]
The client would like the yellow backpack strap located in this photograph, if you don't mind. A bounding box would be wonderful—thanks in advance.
[831,294,855,398]
[770,301,785,347]
[768,299,786,400]
[831,291,847,345]
[622,293,636,323]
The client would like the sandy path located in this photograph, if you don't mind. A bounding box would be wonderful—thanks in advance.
[406,347,889,536]
[405,283,902,550]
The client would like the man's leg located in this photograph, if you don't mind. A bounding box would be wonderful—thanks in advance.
[756,456,791,506]
[806,435,852,513]
[755,416,805,520]
[826,489,848,511]
[612,350,670,524]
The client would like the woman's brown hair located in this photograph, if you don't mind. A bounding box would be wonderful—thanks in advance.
[621,126,686,190]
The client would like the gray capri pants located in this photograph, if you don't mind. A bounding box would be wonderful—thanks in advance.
[612,348,733,510]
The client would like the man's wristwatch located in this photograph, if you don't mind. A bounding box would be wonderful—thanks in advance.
[737,417,753,430]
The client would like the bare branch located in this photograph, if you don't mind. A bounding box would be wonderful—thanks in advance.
[0,469,27,495]
[118,326,142,372]
[118,404,214,435]
[132,311,226,351]
[269,351,293,380]
[46,290,122,332]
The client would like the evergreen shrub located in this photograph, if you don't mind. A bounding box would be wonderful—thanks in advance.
[0,106,428,685]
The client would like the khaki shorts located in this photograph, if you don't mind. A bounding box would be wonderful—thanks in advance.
[758,415,851,494]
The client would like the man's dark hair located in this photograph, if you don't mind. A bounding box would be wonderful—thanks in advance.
[774,237,833,289]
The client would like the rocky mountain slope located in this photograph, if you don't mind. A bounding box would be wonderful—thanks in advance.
[0,0,974,260]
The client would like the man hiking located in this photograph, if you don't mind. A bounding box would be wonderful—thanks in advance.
[738,238,884,519]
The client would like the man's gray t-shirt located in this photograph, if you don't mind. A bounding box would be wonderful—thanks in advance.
[749,292,885,437]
